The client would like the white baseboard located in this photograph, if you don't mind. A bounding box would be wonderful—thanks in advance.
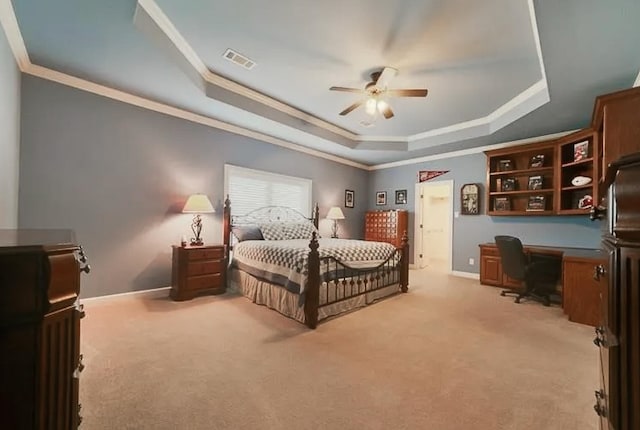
[451,270,480,280]
[80,286,171,303]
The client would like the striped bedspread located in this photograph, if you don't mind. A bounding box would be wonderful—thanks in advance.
[231,238,398,294]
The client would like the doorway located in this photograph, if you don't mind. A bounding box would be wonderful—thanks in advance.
[414,180,453,272]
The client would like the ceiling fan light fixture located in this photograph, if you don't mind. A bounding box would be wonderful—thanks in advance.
[377,100,388,113]
[365,98,377,116]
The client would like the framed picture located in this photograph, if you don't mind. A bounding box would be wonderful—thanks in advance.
[501,177,517,192]
[526,195,546,211]
[529,154,545,168]
[527,175,543,190]
[376,191,387,206]
[395,189,407,205]
[494,197,511,212]
[497,159,514,172]
[460,183,480,215]
[344,189,354,208]
[574,141,589,162]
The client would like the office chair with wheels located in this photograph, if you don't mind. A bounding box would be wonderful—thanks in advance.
[494,235,561,306]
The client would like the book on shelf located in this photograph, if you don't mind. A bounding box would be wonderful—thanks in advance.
[501,177,517,192]
[526,195,546,211]
[573,141,589,162]
[494,197,511,211]
[495,178,502,192]
[527,175,543,190]
[529,154,545,168]
[497,159,514,172]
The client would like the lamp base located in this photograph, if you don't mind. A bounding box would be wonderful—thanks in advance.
[190,238,204,246]
[331,220,339,239]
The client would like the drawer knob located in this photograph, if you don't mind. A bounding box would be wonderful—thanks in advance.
[78,354,85,372]
[593,326,606,347]
[80,264,91,274]
[593,264,606,281]
[76,303,86,319]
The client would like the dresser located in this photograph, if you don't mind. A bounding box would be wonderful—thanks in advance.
[0,229,89,429]
[171,245,227,301]
[591,153,640,430]
[364,210,408,247]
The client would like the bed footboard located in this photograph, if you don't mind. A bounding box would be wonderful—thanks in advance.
[304,232,409,329]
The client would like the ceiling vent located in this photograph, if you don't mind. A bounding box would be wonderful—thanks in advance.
[222,49,256,70]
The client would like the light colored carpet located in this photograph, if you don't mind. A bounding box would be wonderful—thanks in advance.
[79,269,598,430]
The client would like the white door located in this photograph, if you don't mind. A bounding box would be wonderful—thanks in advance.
[414,180,453,271]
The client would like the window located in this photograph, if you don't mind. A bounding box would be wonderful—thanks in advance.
[224,164,312,216]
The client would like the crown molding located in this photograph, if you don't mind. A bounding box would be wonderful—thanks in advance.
[135,0,550,151]
[369,130,578,171]
[1,0,561,173]
[0,0,29,70]
[24,64,370,170]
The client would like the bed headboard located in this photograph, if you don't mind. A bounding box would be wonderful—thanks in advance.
[223,196,319,250]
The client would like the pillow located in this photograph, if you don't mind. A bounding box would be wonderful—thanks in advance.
[259,223,288,241]
[232,225,264,242]
[281,221,318,240]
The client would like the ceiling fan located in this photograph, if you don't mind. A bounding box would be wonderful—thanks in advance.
[330,67,428,119]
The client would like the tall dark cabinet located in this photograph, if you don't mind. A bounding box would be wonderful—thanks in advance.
[594,154,640,430]
[590,86,640,430]
[0,230,89,429]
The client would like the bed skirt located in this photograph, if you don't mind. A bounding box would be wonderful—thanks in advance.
[229,267,401,324]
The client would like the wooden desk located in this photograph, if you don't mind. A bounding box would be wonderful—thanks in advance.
[479,243,605,326]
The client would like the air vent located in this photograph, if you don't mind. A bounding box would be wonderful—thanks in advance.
[359,120,375,128]
[222,49,256,70]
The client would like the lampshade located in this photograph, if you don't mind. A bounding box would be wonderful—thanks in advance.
[326,206,345,220]
[182,194,215,213]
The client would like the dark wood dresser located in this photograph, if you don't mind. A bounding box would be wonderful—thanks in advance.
[364,210,408,247]
[592,153,640,430]
[0,229,89,429]
[171,244,227,301]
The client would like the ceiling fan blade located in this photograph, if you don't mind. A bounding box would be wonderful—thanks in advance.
[381,104,394,119]
[339,101,363,116]
[374,67,398,90]
[386,89,429,97]
[330,86,364,93]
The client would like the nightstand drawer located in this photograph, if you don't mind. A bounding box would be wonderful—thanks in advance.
[187,260,224,276]
[187,248,225,261]
[186,273,222,290]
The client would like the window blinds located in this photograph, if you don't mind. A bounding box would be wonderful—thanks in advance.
[224,165,312,216]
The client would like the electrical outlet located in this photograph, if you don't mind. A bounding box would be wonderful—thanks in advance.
[468,258,475,265]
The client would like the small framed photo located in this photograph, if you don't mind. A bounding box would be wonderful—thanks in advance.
[376,191,387,206]
[501,178,517,192]
[395,189,407,205]
[528,175,543,190]
[461,183,480,215]
[497,159,514,172]
[494,197,511,212]
[529,154,545,168]
[574,141,589,162]
[526,195,546,211]
[344,189,354,208]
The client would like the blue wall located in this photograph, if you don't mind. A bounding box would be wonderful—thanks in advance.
[368,152,601,273]
[0,27,20,228]
[19,76,368,298]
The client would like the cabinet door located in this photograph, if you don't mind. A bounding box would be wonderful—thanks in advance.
[562,259,605,327]
[480,255,502,286]
[603,95,640,175]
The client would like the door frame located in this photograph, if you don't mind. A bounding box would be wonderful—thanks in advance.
[414,180,454,272]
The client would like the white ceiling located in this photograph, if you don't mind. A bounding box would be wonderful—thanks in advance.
[5,0,640,166]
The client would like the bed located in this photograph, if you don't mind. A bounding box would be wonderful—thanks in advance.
[222,198,409,328]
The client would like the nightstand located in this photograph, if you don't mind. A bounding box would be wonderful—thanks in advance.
[170,244,227,301]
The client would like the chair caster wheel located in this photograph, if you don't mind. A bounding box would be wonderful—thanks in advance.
[515,297,521,304]
[500,291,506,296]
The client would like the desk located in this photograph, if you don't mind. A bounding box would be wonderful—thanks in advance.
[479,243,606,326]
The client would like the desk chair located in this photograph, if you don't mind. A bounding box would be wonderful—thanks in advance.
[494,235,561,306]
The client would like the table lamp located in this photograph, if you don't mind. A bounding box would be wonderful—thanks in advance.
[182,194,215,246]
[326,206,345,238]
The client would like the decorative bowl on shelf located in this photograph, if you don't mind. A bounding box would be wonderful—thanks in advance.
[571,176,592,186]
